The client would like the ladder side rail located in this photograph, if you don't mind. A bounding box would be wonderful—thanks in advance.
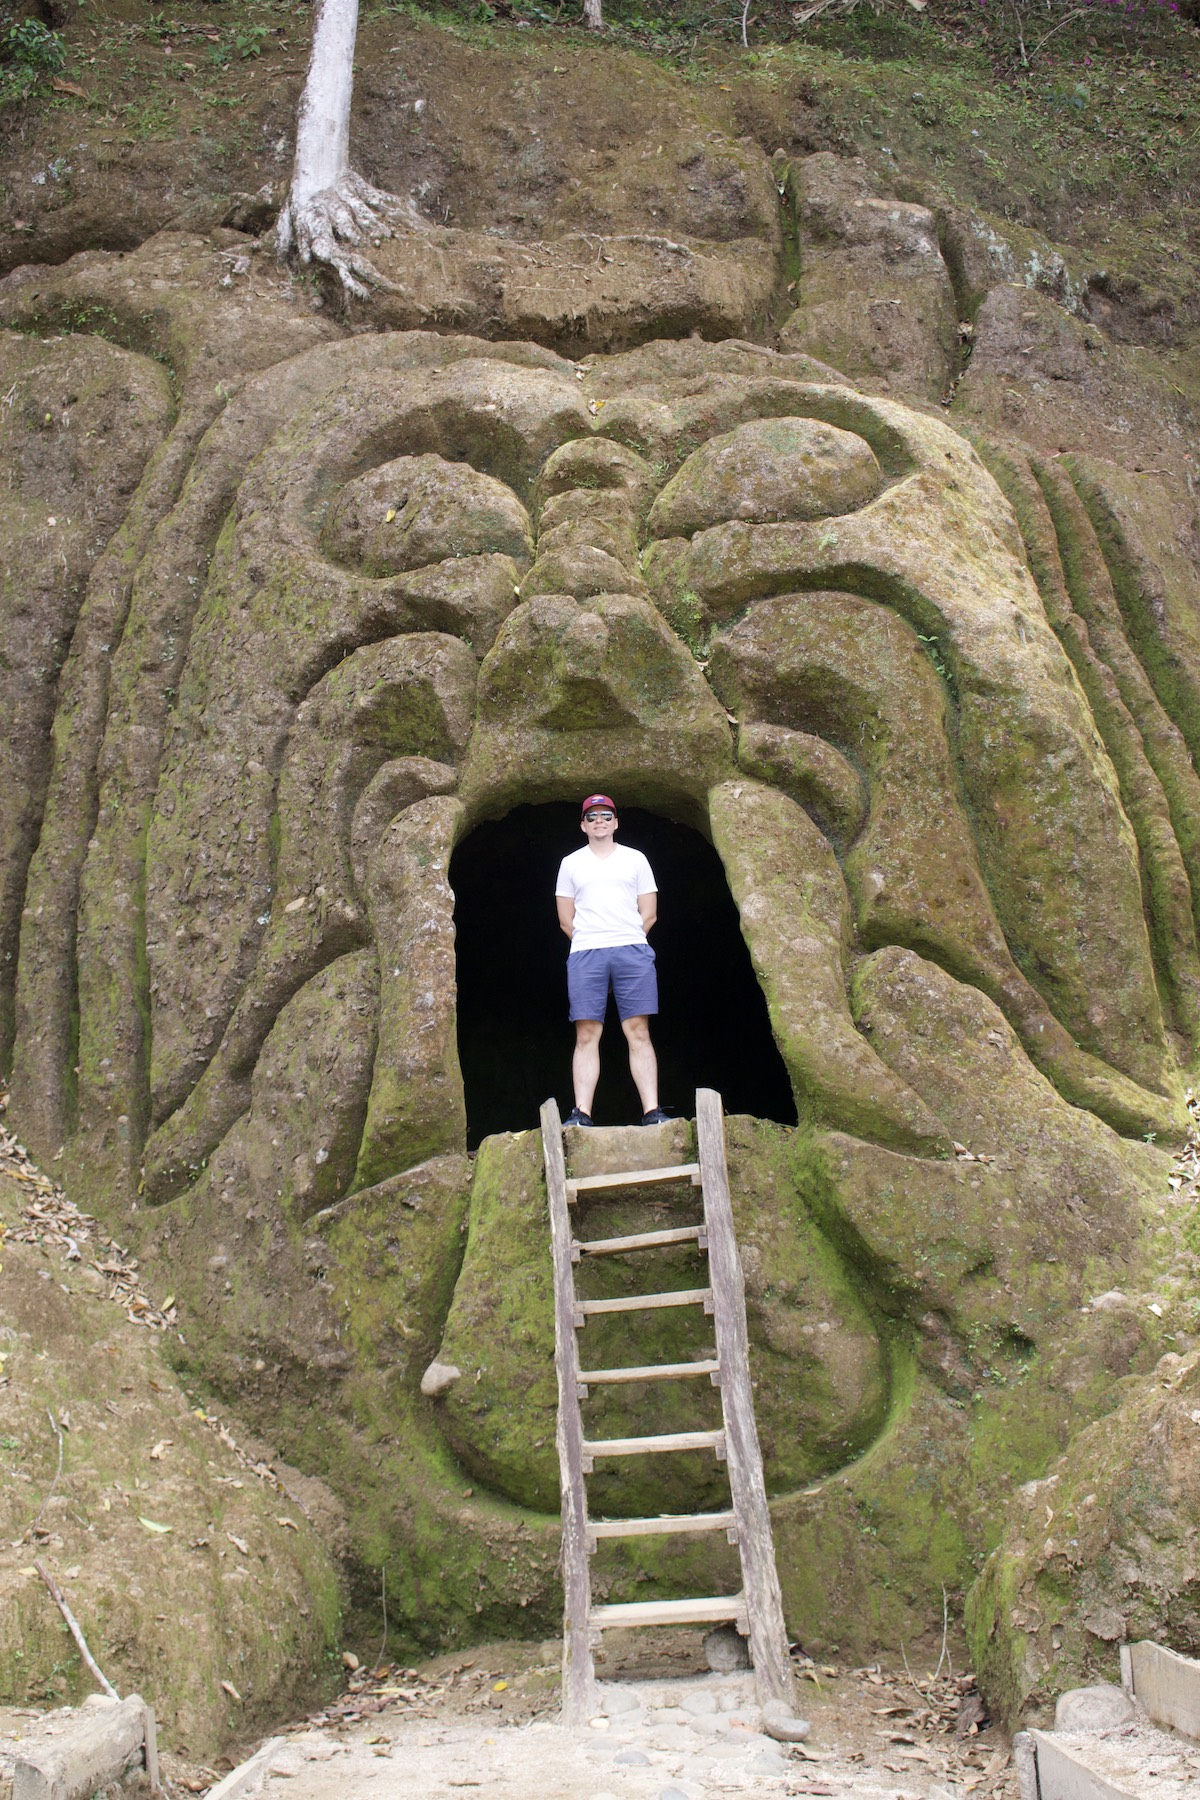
[696,1087,798,1711]
[541,1098,599,1726]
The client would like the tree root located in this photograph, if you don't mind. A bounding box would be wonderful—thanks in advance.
[274,169,427,299]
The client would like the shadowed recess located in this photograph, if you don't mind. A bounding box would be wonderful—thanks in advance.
[451,803,798,1145]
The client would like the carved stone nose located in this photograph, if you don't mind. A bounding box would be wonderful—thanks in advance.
[523,435,656,602]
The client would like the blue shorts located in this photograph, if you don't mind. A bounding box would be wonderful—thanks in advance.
[567,944,658,1023]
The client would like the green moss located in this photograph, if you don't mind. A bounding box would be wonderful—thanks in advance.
[1069,461,1200,795]
[0,1194,343,1753]
[965,1345,1200,1724]
[710,779,949,1154]
[973,438,1200,1051]
[663,585,711,659]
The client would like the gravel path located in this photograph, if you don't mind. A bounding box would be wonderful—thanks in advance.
[233,1658,1018,1800]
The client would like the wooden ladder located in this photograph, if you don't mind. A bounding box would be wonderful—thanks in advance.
[540,1086,797,1724]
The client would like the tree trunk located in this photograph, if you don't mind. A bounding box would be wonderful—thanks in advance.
[275,0,425,297]
[583,0,604,27]
[290,0,359,213]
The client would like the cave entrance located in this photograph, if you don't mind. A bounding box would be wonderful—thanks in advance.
[451,802,797,1148]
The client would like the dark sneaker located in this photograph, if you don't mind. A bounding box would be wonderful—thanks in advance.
[640,1107,671,1126]
[563,1107,595,1128]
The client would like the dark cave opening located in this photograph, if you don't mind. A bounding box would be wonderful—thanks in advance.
[451,802,797,1148]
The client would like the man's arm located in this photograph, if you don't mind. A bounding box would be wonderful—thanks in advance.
[638,892,657,934]
[557,895,576,941]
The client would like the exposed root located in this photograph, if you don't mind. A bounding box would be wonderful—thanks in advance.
[274,170,427,299]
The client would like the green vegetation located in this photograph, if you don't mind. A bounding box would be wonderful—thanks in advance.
[0,15,64,107]
[0,0,1194,321]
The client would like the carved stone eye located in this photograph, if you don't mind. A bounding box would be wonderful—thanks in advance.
[647,415,883,538]
[322,451,533,575]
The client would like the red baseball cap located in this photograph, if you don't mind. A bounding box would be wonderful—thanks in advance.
[581,793,617,817]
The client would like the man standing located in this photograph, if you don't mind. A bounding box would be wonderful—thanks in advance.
[555,795,670,1128]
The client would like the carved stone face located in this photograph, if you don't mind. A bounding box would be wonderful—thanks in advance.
[2,324,1184,1655]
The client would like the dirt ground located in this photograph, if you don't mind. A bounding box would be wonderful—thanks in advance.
[145,1633,1020,1799]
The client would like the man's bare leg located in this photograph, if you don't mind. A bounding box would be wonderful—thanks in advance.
[572,1019,604,1114]
[621,1014,659,1114]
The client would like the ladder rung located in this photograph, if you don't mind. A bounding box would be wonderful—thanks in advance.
[582,1429,725,1458]
[590,1510,737,1540]
[565,1163,701,1199]
[578,1225,705,1256]
[578,1359,720,1385]
[576,1288,711,1317]
[590,1596,747,1630]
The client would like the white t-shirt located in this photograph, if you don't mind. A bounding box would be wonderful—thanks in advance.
[556,843,657,954]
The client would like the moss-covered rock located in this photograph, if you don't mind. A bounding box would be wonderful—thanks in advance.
[710,777,950,1155]
[646,416,882,539]
[713,591,1174,1134]
[323,453,533,576]
[1,280,1197,1691]
[967,1345,1200,1727]
[143,636,475,1199]
[461,592,733,819]
[736,721,866,845]
[954,284,1197,485]
[434,1117,888,1516]
[973,440,1200,1053]
[355,796,467,1187]
[656,390,1180,1130]
[0,331,174,1081]
[0,1176,342,1758]
[779,155,959,403]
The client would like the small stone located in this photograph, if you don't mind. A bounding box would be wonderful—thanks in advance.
[704,1625,751,1672]
[761,1696,812,1742]
[601,1686,640,1715]
[614,1749,651,1765]
[588,1715,610,1730]
[649,1724,698,1750]
[1054,1684,1136,1731]
[420,1359,462,1397]
[742,1745,788,1771]
[680,1688,719,1716]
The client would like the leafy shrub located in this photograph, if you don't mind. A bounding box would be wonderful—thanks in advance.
[0,15,66,106]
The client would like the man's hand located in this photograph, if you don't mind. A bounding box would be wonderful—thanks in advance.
[557,896,576,941]
[638,893,657,934]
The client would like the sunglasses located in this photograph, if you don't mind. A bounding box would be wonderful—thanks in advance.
[585,811,615,821]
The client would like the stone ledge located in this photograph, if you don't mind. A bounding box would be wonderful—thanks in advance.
[11,1694,158,1800]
